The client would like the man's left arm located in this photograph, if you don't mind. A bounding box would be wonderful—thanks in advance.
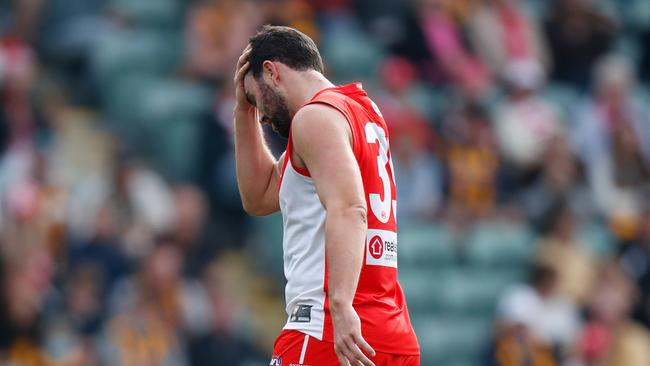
[292,104,375,366]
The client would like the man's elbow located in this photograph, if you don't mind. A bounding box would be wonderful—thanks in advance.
[241,199,275,216]
[333,203,367,225]
[350,204,368,225]
[241,199,264,216]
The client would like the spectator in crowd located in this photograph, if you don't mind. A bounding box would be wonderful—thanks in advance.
[571,54,650,224]
[374,56,433,130]
[2,151,67,262]
[487,265,581,366]
[417,0,491,97]
[545,0,618,89]
[392,120,442,222]
[579,262,650,366]
[68,203,129,294]
[67,156,175,260]
[188,260,267,365]
[185,0,266,83]
[0,34,43,224]
[535,205,596,305]
[0,247,56,366]
[185,0,317,85]
[620,208,650,328]
[103,242,211,366]
[0,31,40,145]
[522,137,593,232]
[443,102,499,218]
[264,0,319,40]
[40,264,105,366]
[468,0,550,79]
[493,59,562,191]
[168,185,219,277]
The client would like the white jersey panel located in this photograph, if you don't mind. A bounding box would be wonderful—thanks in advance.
[279,161,327,340]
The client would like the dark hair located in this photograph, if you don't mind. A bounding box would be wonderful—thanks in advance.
[248,25,324,79]
[530,264,557,289]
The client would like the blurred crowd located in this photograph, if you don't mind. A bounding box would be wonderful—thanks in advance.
[0,0,649,365]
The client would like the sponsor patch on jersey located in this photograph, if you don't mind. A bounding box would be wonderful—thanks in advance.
[270,356,282,365]
[365,229,397,268]
[289,304,312,323]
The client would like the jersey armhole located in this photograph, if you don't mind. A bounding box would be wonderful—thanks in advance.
[286,132,311,178]
[278,152,290,189]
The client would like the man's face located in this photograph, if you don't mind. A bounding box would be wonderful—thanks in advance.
[244,73,292,138]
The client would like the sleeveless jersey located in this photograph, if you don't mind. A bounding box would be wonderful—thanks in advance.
[278,82,420,355]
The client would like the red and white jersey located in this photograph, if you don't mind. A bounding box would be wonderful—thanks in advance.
[278,83,420,355]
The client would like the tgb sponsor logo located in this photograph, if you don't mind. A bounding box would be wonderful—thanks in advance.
[366,229,397,268]
[270,356,282,365]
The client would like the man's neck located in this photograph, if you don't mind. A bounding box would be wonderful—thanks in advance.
[287,71,335,115]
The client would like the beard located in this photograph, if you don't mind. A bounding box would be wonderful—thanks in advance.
[259,81,292,138]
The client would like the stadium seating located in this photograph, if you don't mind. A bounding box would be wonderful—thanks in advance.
[319,14,384,80]
[412,314,491,366]
[399,268,443,312]
[398,223,456,266]
[398,221,533,364]
[93,29,181,87]
[464,220,534,268]
[108,0,183,28]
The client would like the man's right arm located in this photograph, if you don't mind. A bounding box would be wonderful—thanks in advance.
[233,46,281,216]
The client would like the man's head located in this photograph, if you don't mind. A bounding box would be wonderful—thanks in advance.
[243,25,323,138]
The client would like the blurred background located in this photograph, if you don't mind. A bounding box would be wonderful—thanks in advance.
[0,0,649,365]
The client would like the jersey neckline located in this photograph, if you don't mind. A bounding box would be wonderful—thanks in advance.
[304,82,365,108]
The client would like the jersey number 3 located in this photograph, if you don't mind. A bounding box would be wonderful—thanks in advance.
[365,122,396,224]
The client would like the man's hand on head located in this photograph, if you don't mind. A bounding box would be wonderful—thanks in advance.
[233,45,254,115]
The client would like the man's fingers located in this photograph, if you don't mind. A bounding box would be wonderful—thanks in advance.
[348,343,375,366]
[354,334,376,357]
[336,341,357,366]
[237,47,250,65]
[340,338,375,366]
[235,61,249,79]
[234,62,250,84]
[239,61,250,81]
[335,347,350,366]
[236,48,251,69]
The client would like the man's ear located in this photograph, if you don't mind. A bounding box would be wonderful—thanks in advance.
[262,60,280,86]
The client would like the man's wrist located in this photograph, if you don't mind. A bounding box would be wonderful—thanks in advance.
[233,107,255,124]
[234,107,250,117]
[329,297,353,312]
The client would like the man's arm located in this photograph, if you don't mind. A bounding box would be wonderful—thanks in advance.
[292,104,376,366]
[232,46,281,216]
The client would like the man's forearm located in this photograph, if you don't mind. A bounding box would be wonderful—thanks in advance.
[233,109,277,212]
[326,204,368,310]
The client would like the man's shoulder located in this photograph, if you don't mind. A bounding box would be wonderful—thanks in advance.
[290,103,355,165]
[292,103,350,139]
